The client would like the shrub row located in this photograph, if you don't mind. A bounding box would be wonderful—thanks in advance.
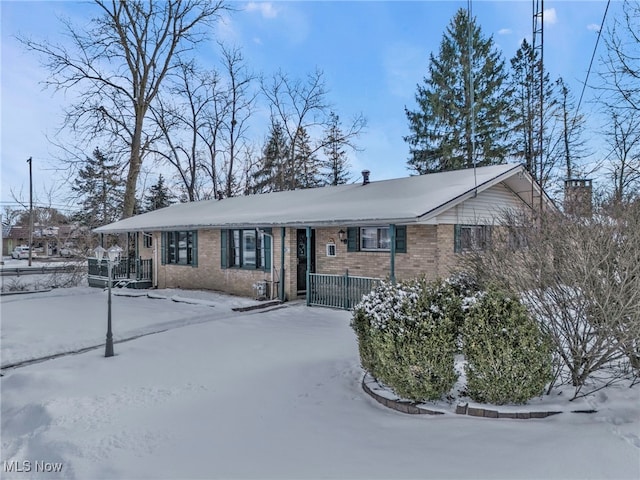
[352,277,553,405]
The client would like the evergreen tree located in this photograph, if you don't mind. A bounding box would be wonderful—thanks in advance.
[405,8,512,174]
[323,112,352,185]
[251,121,289,193]
[143,174,174,212]
[508,39,558,184]
[71,147,124,228]
[293,127,323,189]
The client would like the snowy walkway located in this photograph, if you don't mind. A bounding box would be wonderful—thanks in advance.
[1,288,639,479]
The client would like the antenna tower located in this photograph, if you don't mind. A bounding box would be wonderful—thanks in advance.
[532,0,544,214]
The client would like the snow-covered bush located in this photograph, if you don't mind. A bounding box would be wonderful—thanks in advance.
[351,278,458,401]
[462,288,553,405]
[443,272,481,334]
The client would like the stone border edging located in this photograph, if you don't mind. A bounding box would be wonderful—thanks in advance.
[362,376,446,415]
[0,288,53,296]
[362,374,577,420]
[454,402,561,419]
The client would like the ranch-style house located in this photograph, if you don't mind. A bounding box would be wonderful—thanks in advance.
[93,164,552,308]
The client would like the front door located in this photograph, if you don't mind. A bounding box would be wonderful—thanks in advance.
[296,229,315,293]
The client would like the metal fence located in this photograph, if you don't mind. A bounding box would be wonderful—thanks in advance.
[88,258,153,282]
[308,272,381,310]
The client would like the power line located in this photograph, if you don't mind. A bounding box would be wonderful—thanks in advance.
[575,0,610,118]
[543,0,611,179]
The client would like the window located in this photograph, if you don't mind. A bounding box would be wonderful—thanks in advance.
[162,231,197,265]
[326,243,336,257]
[360,227,390,251]
[507,227,528,251]
[454,225,491,253]
[143,233,153,248]
[347,226,407,253]
[221,228,271,270]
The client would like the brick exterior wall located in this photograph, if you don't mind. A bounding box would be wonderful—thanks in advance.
[136,224,463,300]
[315,225,460,283]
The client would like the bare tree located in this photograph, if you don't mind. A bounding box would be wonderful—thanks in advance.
[600,0,640,112]
[19,0,228,218]
[191,67,226,200]
[462,206,640,399]
[260,69,366,191]
[261,68,330,190]
[150,60,206,202]
[218,44,257,198]
[594,1,640,204]
[555,77,590,180]
[603,109,640,203]
[150,45,256,201]
[1,207,24,232]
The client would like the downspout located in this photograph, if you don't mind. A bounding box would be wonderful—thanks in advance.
[153,233,158,288]
[306,226,311,306]
[126,232,131,278]
[135,231,139,280]
[270,234,274,300]
[390,224,396,284]
[280,227,286,302]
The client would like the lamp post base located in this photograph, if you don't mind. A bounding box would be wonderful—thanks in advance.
[105,338,114,357]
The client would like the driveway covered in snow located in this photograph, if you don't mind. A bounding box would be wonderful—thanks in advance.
[1,288,639,479]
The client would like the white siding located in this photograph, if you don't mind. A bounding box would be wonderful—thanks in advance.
[435,182,526,225]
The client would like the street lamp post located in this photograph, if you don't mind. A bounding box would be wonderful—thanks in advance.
[94,244,123,358]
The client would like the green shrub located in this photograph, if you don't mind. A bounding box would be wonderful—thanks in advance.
[462,288,553,404]
[352,278,458,401]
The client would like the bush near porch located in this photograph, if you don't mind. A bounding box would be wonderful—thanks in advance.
[352,277,553,405]
[351,278,459,401]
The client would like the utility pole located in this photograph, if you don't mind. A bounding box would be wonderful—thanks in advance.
[27,157,33,266]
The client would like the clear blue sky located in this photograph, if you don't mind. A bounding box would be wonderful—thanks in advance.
[1,0,615,212]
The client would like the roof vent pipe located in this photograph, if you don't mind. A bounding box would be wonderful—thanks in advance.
[362,170,370,186]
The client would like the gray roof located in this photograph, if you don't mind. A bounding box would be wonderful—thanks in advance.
[95,164,540,233]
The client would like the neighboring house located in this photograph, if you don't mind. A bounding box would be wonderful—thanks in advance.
[94,164,552,305]
[2,224,85,257]
[3,226,29,257]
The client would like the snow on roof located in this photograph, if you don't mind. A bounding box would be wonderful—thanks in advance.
[95,164,528,233]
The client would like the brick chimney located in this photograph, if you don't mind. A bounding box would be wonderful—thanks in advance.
[564,179,592,217]
[362,170,370,185]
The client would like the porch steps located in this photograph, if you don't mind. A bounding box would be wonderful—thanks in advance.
[232,300,283,312]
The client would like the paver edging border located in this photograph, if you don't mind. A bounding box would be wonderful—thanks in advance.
[361,375,446,415]
[454,402,562,419]
[0,288,53,296]
[362,374,569,419]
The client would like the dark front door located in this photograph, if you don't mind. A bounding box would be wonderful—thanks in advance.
[296,229,315,292]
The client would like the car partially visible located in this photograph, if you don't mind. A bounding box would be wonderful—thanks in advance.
[11,246,30,259]
[60,246,76,258]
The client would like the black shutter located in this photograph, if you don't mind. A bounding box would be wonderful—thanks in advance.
[220,229,228,268]
[263,230,271,271]
[161,232,167,265]
[454,224,462,253]
[395,225,407,253]
[347,227,359,252]
[191,231,198,267]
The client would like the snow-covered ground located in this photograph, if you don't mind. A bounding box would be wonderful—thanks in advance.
[1,287,639,479]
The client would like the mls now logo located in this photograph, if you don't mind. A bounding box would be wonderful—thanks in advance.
[3,460,63,473]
